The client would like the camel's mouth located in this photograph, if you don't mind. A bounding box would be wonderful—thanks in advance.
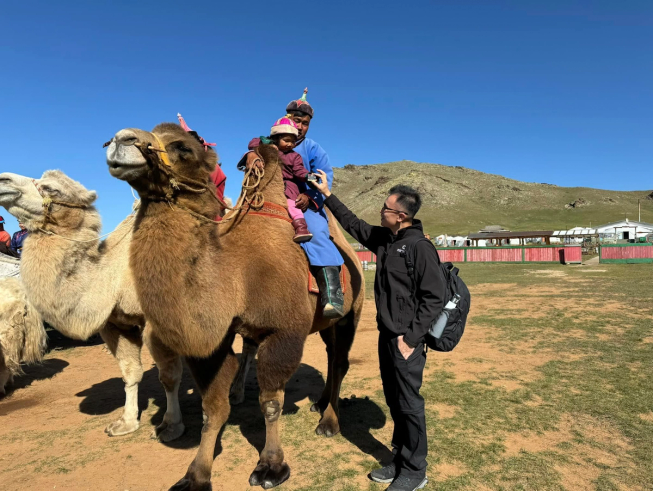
[106,138,148,182]
[0,177,21,205]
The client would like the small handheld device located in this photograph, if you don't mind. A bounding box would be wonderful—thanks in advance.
[306,173,320,183]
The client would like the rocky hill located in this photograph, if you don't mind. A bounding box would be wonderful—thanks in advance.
[331,161,653,236]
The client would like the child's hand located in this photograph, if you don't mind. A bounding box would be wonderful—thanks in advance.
[310,170,331,197]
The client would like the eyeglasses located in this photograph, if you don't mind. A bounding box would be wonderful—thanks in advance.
[381,203,406,215]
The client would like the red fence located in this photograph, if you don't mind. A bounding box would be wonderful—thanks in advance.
[356,251,376,263]
[560,246,582,263]
[523,246,580,263]
[355,245,581,264]
[438,249,465,263]
[467,248,522,263]
[600,244,653,263]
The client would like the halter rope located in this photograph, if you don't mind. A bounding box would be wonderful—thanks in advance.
[132,136,268,225]
[32,179,136,243]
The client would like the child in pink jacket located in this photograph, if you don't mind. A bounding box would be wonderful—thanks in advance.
[246,116,313,242]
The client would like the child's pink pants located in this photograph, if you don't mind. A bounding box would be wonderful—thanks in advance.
[287,199,304,221]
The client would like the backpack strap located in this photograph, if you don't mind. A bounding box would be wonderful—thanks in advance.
[403,237,438,297]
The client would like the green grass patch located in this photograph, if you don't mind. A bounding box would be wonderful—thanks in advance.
[344,264,653,489]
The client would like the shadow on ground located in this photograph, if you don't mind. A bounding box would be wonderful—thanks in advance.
[75,354,390,462]
[0,358,70,406]
[45,324,104,352]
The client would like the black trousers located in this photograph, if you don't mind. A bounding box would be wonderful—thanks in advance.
[378,330,428,479]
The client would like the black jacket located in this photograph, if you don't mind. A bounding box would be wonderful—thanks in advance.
[325,194,446,347]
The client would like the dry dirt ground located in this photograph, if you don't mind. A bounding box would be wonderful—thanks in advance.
[1,264,651,491]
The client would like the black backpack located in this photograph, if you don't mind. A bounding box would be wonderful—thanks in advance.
[403,238,471,352]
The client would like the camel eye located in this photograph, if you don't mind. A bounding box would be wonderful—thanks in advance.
[173,142,192,153]
[41,185,60,196]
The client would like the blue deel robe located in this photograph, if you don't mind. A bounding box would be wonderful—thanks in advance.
[294,138,344,267]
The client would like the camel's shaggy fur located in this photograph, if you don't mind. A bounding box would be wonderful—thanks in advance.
[0,171,184,440]
[106,123,365,490]
[0,277,46,396]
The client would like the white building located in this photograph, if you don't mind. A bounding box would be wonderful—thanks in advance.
[434,235,472,247]
[552,227,597,244]
[596,219,653,241]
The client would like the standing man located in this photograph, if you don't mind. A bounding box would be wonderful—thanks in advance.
[286,89,345,318]
[11,222,29,257]
[312,171,445,491]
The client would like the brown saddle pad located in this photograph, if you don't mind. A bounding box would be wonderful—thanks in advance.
[308,265,348,294]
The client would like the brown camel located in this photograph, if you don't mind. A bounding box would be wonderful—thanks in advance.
[106,123,364,490]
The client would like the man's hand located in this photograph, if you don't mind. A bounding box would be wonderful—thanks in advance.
[295,194,310,212]
[310,169,331,197]
[397,335,415,360]
[245,151,264,171]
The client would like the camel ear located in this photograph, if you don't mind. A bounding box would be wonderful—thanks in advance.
[40,169,97,205]
[78,190,98,206]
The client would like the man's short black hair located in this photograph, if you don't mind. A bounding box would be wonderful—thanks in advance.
[388,185,421,218]
[288,110,312,120]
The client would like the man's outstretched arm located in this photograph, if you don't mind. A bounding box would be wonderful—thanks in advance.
[312,170,385,251]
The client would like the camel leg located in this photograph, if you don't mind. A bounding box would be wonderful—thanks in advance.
[310,326,335,415]
[230,337,258,405]
[170,332,238,491]
[100,324,143,437]
[249,332,305,489]
[0,359,11,397]
[146,328,185,442]
[314,312,357,437]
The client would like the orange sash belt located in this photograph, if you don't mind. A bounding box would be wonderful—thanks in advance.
[242,202,292,223]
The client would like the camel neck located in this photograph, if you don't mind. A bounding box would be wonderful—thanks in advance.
[19,226,113,340]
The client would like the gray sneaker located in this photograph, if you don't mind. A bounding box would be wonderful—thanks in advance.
[386,475,428,491]
[369,463,397,483]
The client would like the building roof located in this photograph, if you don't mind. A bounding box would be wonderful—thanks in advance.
[478,225,509,233]
[553,228,597,236]
[596,220,653,229]
[468,231,553,240]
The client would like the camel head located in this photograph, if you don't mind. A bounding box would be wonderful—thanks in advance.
[0,172,46,226]
[0,170,98,232]
[106,123,218,199]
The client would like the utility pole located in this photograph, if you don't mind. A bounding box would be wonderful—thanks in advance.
[638,199,641,222]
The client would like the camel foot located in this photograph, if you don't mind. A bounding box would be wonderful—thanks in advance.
[315,420,340,438]
[169,476,211,491]
[151,420,185,442]
[104,417,139,437]
[310,401,327,414]
[249,462,290,489]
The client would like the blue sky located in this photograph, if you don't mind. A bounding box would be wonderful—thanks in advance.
[1,1,651,233]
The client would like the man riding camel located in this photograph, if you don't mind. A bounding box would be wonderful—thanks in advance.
[286,89,345,318]
[203,90,345,318]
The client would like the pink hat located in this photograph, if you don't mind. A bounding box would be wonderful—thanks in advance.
[270,116,299,137]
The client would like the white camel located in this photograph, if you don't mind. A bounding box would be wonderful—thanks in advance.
[0,277,47,396]
[0,171,184,440]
